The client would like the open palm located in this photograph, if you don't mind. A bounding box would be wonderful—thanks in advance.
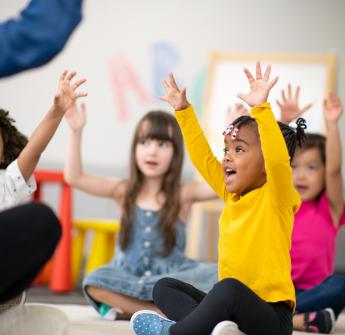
[237,62,278,107]
[277,84,313,124]
[54,71,87,114]
[324,93,343,122]
[160,73,189,110]
[65,102,87,131]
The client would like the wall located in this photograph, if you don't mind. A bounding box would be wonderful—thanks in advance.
[1,0,345,270]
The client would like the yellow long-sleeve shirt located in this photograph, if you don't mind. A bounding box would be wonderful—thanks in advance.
[175,103,300,309]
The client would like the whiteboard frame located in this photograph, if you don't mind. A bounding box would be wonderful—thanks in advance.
[203,52,337,158]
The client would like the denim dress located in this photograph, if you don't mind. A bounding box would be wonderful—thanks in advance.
[83,207,218,310]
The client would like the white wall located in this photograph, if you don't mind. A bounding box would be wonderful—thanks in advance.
[1,0,345,269]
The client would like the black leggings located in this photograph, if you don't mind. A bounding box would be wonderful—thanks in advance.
[0,203,61,302]
[153,277,293,335]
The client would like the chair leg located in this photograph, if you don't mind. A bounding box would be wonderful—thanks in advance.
[71,228,86,286]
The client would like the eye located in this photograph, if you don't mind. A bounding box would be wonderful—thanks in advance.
[223,147,229,155]
[158,140,170,148]
[139,139,150,146]
[235,146,244,153]
[308,165,317,171]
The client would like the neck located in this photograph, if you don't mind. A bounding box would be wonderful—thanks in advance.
[141,176,163,196]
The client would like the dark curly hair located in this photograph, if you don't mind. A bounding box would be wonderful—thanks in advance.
[0,109,28,169]
[229,116,307,162]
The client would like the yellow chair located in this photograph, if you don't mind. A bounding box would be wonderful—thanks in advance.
[72,219,120,286]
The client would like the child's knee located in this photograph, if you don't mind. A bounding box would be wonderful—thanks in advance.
[213,278,245,299]
[152,277,176,302]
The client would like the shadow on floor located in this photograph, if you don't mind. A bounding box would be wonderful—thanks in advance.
[27,286,88,305]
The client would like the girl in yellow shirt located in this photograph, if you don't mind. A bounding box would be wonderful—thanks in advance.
[130,63,306,335]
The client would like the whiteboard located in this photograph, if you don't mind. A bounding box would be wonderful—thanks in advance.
[203,53,337,160]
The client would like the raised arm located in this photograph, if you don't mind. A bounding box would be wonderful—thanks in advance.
[64,103,123,199]
[18,71,86,182]
[0,0,82,77]
[160,73,227,200]
[237,62,298,207]
[277,84,313,124]
[324,94,344,225]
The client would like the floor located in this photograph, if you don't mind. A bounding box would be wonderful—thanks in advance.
[22,286,345,335]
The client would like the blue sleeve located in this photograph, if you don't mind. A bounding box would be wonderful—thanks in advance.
[0,0,83,78]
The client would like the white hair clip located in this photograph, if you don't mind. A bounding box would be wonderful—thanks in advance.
[231,128,239,140]
[223,124,234,135]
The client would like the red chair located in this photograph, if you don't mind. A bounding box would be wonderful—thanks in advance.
[33,170,72,292]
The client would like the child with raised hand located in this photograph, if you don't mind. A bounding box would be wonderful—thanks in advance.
[0,70,86,211]
[130,63,306,335]
[278,86,345,334]
[64,104,218,319]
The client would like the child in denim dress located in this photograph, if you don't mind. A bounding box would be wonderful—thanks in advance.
[64,106,218,319]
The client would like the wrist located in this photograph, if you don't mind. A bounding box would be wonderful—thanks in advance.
[175,102,190,111]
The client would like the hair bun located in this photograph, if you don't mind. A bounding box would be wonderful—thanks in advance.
[296,118,307,130]
[296,118,307,146]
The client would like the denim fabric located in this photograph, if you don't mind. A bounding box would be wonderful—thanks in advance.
[83,207,218,312]
[296,274,345,318]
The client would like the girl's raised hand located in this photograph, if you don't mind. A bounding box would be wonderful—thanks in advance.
[65,102,87,131]
[323,93,343,123]
[277,84,313,124]
[237,62,278,107]
[160,73,189,110]
[54,71,87,114]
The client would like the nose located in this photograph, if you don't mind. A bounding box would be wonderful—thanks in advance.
[147,142,158,154]
[223,152,233,163]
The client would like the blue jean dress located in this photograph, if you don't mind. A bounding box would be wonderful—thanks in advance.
[83,207,218,311]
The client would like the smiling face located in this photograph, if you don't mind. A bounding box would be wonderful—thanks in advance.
[292,147,325,201]
[222,123,266,195]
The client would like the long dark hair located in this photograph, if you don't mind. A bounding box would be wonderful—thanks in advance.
[0,109,28,168]
[119,111,184,254]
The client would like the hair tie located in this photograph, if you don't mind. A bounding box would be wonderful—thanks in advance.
[296,118,307,130]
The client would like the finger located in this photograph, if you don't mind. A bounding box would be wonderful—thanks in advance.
[66,71,77,82]
[181,87,187,99]
[169,73,179,90]
[295,85,300,103]
[60,70,68,81]
[159,96,168,102]
[243,68,255,83]
[263,64,271,81]
[236,93,247,102]
[301,103,313,113]
[276,100,282,109]
[256,61,262,80]
[76,92,88,98]
[268,76,279,89]
[281,89,286,102]
[72,78,87,90]
[162,80,169,92]
[288,83,292,100]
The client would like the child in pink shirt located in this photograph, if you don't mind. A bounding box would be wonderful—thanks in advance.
[279,87,345,333]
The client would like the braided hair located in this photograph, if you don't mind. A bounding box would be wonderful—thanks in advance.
[0,109,28,169]
[224,115,307,162]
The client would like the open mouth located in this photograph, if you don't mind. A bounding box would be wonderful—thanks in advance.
[145,160,158,167]
[225,167,236,178]
[295,185,308,192]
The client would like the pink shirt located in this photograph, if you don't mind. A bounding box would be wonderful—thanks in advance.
[291,192,345,289]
